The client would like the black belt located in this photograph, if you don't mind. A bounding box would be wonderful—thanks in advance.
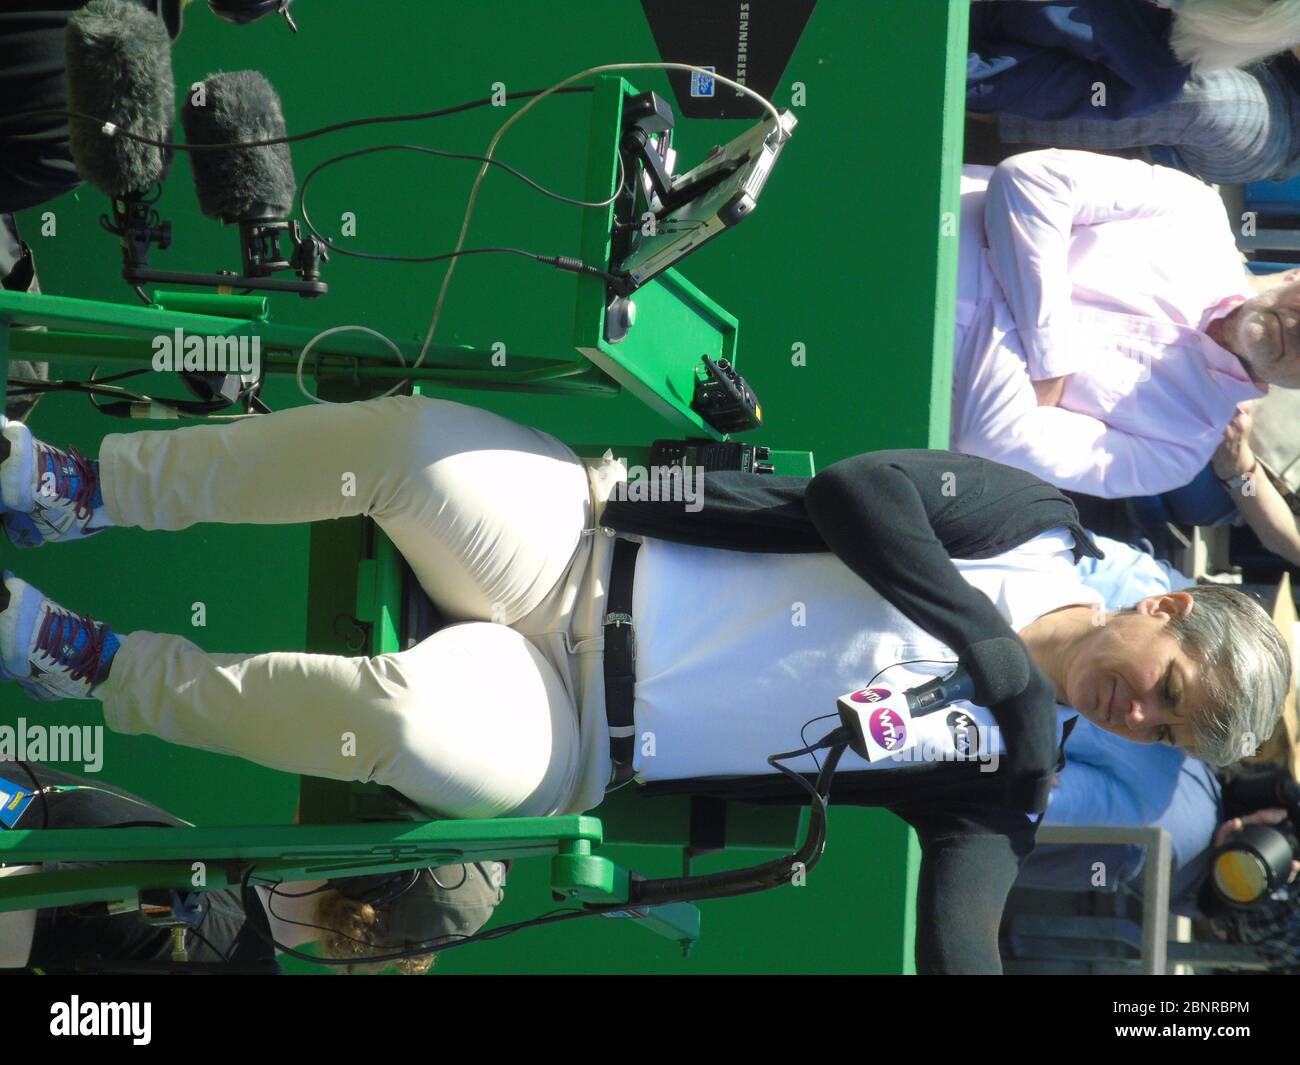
[604,537,640,789]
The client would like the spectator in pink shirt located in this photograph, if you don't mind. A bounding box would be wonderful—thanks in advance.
[951,148,1300,499]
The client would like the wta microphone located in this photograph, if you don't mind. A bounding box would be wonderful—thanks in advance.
[836,636,1057,811]
[65,0,177,272]
[181,70,327,295]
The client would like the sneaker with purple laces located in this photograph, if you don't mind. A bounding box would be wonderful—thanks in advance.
[0,416,113,547]
[0,572,120,700]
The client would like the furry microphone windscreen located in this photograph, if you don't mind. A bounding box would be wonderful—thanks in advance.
[65,0,176,198]
[181,70,296,224]
[962,637,1032,706]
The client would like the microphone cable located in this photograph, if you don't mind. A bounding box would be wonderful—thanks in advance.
[0,86,601,151]
[295,142,627,261]
[7,368,269,422]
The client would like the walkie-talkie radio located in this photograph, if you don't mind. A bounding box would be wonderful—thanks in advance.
[649,438,774,474]
[690,354,763,434]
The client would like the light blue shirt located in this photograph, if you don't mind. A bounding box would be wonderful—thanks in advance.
[1017,534,1219,912]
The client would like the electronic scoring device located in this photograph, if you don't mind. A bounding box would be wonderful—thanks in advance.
[613,97,797,292]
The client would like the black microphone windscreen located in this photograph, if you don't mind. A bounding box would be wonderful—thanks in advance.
[181,71,296,224]
[961,637,1032,706]
[65,0,176,198]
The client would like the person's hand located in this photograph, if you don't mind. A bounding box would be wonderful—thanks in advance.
[1212,402,1258,482]
[1213,807,1300,884]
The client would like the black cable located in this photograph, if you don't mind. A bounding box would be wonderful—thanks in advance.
[628,656,972,907]
[800,712,838,773]
[630,736,848,908]
[249,878,334,900]
[9,376,261,421]
[865,657,960,690]
[87,367,151,385]
[0,86,597,151]
[281,231,623,288]
[299,142,623,225]
[295,142,625,273]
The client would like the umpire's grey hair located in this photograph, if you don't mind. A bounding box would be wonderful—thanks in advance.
[1164,584,1292,767]
[1168,0,1300,72]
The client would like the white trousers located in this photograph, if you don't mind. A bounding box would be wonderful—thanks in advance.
[94,395,627,819]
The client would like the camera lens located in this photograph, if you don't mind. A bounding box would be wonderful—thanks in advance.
[1213,847,1272,906]
[1211,823,1295,907]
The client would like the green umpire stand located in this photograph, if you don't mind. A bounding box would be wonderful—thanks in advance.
[0,0,968,973]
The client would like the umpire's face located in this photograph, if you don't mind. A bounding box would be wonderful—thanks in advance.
[1059,593,1211,753]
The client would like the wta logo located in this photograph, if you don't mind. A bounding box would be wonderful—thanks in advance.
[849,687,892,704]
[868,706,907,751]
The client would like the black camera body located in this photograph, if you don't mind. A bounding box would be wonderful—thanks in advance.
[1210,767,1300,909]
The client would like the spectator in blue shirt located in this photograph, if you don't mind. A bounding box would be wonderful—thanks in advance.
[970,1,1300,139]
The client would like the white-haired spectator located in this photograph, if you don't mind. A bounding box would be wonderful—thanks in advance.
[1165,0,1300,73]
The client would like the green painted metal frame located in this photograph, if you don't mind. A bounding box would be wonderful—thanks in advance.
[0,818,602,909]
[0,289,616,398]
[0,771,700,947]
[0,817,710,947]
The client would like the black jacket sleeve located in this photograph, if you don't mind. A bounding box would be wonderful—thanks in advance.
[803,450,1096,811]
